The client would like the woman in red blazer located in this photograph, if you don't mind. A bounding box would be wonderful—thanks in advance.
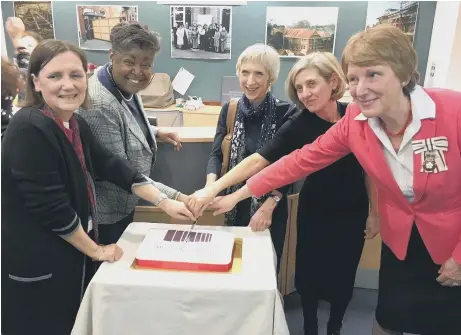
[211,25,461,335]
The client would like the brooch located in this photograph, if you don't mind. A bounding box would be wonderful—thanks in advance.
[411,137,448,174]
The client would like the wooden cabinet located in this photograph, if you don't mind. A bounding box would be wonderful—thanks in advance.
[183,112,219,127]
[144,105,221,128]
[134,206,225,226]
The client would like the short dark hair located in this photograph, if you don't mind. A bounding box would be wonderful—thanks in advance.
[21,40,90,109]
[110,22,161,54]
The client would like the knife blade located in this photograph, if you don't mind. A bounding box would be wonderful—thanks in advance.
[180,220,197,250]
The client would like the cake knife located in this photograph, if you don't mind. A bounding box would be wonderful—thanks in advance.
[180,220,198,250]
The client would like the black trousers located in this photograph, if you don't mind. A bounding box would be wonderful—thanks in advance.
[98,210,135,245]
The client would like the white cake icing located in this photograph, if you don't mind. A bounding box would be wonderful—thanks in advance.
[136,228,235,266]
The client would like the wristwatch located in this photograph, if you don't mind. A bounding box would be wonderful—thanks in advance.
[270,190,283,203]
[154,193,168,206]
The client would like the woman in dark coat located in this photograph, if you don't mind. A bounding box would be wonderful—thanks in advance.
[1,40,194,335]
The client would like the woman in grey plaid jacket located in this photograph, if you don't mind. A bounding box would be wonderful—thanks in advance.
[78,22,190,245]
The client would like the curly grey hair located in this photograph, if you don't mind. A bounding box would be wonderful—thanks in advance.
[110,22,161,54]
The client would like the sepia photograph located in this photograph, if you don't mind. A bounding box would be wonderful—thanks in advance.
[266,6,338,58]
[13,1,55,40]
[171,6,232,60]
[366,1,419,43]
[76,5,138,50]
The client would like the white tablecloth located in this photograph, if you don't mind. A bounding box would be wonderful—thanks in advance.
[71,222,289,335]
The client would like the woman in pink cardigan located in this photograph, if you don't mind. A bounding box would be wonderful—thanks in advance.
[211,25,461,335]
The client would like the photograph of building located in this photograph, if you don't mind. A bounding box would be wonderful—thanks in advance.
[366,1,419,43]
[266,6,338,57]
[171,6,232,60]
[76,5,138,50]
[13,1,55,40]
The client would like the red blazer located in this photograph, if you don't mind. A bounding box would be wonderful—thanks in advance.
[247,88,461,264]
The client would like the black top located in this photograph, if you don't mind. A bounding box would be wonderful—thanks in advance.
[259,102,368,211]
[1,94,14,139]
[207,99,298,175]
[1,106,147,335]
[2,106,144,284]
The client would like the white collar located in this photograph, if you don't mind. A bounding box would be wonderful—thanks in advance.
[353,85,436,121]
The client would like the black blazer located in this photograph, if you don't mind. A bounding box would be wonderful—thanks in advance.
[1,106,144,334]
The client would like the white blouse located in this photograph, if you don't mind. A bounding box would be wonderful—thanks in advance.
[354,86,436,203]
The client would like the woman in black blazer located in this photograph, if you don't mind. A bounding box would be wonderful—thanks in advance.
[1,40,194,335]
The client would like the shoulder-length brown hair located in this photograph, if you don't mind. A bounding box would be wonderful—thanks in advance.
[1,57,22,97]
[21,40,90,109]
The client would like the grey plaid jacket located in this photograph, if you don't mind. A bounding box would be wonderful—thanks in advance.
[77,73,179,225]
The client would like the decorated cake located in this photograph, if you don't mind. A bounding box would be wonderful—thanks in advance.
[135,228,236,272]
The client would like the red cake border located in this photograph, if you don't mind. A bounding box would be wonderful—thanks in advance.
[135,242,236,272]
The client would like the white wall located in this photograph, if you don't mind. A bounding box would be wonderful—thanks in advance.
[446,4,461,91]
[424,1,461,91]
[1,7,7,57]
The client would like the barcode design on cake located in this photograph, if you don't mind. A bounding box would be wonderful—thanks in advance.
[163,230,212,242]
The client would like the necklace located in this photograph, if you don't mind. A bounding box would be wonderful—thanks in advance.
[107,65,134,102]
[381,110,412,137]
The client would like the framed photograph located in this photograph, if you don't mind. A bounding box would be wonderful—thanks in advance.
[13,1,55,40]
[76,5,138,51]
[265,6,338,58]
[171,6,232,60]
[158,1,246,4]
[366,1,419,43]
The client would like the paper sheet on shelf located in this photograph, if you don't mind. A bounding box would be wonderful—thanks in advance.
[172,67,195,96]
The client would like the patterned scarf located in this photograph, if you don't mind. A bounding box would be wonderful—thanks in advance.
[40,105,98,242]
[225,92,278,225]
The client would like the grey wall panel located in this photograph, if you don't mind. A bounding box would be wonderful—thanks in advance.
[1,1,436,101]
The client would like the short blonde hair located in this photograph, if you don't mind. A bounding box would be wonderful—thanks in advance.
[341,24,419,93]
[285,52,347,108]
[236,43,280,84]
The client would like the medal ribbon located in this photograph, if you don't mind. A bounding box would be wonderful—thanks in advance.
[412,136,448,173]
